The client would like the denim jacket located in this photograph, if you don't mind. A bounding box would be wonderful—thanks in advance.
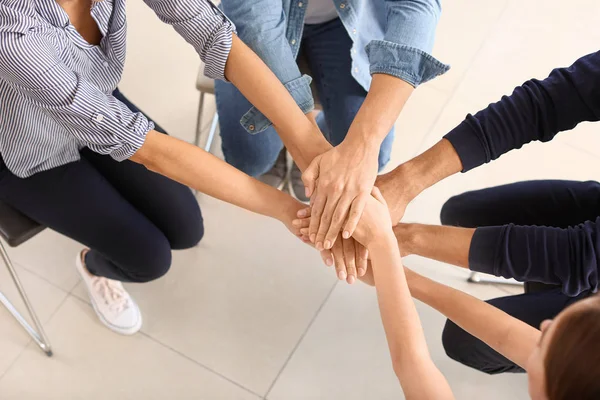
[219,0,450,134]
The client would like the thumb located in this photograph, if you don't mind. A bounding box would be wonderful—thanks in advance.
[302,157,320,197]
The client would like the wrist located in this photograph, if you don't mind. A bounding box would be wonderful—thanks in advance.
[393,223,420,256]
[367,227,397,253]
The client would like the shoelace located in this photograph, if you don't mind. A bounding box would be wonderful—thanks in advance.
[92,277,130,314]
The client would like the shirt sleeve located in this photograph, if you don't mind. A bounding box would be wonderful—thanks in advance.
[143,0,234,81]
[445,51,600,172]
[0,32,154,161]
[469,220,600,296]
[365,0,449,87]
[219,0,314,134]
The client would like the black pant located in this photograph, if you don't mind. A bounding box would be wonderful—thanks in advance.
[440,180,595,374]
[0,90,204,282]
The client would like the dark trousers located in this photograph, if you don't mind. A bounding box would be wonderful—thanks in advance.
[440,180,595,374]
[0,90,204,282]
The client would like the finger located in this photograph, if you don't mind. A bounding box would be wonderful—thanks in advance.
[331,239,347,281]
[342,238,357,284]
[308,188,327,244]
[342,193,369,239]
[292,218,311,229]
[300,227,309,235]
[296,207,311,218]
[320,249,333,267]
[356,244,368,277]
[316,196,340,251]
[324,195,353,249]
[302,157,320,198]
[371,186,388,207]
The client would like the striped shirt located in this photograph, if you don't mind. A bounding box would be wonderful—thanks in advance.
[0,0,234,178]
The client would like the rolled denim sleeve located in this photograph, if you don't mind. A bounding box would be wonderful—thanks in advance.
[144,0,235,81]
[220,0,314,134]
[366,0,449,87]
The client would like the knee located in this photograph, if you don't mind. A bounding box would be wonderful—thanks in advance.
[441,319,468,363]
[128,241,173,283]
[442,319,513,375]
[440,194,464,226]
[170,211,205,250]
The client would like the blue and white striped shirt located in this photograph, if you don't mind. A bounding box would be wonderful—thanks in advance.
[0,0,233,178]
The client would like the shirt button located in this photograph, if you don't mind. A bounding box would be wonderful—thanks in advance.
[352,28,357,35]
[291,39,296,45]
[298,2,303,6]
[354,67,359,73]
[95,114,104,123]
[102,61,109,67]
[340,3,346,8]
[249,125,255,131]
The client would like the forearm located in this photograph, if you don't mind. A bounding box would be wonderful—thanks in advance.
[369,234,452,399]
[445,52,600,172]
[376,139,462,222]
[346,74,414,148]
[396,223,473,268]
[224,34,330,170]
[470,221,600,296]
[131,131,299,221]
[405,269,539,369]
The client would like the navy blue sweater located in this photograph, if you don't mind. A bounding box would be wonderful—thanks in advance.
[444,51,600,296]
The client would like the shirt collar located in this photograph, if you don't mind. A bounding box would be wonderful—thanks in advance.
[34,0,70,28]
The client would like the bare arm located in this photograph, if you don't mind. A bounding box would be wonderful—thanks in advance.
[131,131,301,225]
[224,35,330,170]
[369,234,454,400]
[404,268,540,369]
[395,223,474,268]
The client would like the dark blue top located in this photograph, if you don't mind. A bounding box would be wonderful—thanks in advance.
[444,51,600,296]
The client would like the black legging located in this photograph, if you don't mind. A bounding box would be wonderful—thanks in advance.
[0,90,203,282]
[440,180,596,374]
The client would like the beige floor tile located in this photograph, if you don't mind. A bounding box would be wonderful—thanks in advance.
[413,99,600,212]
[0,264,67,377]
[5,230,85,293]
[383,86,451,174]
[450,0,600,111]
[0,297,260,400]
[429,0,509,94]
[73,196,337,395]
[119,1,202,144]
[268,257,529,400]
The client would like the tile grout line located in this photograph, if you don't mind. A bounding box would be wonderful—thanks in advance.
[65,294,264,399]
[0,291,70,383]
[413,0,513,158]
[12,259,79,295]
[263,280,339,400]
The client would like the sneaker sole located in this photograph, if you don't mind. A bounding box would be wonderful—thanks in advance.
[287,179,310,205]
[75,253,142,336]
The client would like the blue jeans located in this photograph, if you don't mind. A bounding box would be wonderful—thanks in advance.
[215,18,395,177]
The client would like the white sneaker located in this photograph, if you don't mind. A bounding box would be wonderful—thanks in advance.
[75,251,142,335]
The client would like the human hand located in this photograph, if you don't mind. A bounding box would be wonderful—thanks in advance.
[282,199,334,267]
[293,211,368,284]
[302,139,379,250]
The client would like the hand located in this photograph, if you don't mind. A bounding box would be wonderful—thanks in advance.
[282,199,334,268]
[349,187,393,248]
[302,139,379,251]
[294,210,368,284]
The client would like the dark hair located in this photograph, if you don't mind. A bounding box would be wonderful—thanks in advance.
[544,295,600,400]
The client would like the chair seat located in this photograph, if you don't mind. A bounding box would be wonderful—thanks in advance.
[0,201,45,247]
[196,69,215,95]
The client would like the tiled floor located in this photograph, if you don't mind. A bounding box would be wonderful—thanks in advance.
[0,0,598,398]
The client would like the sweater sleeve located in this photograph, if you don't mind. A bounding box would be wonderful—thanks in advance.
[445,51,600,172]
[469,218,600,296]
